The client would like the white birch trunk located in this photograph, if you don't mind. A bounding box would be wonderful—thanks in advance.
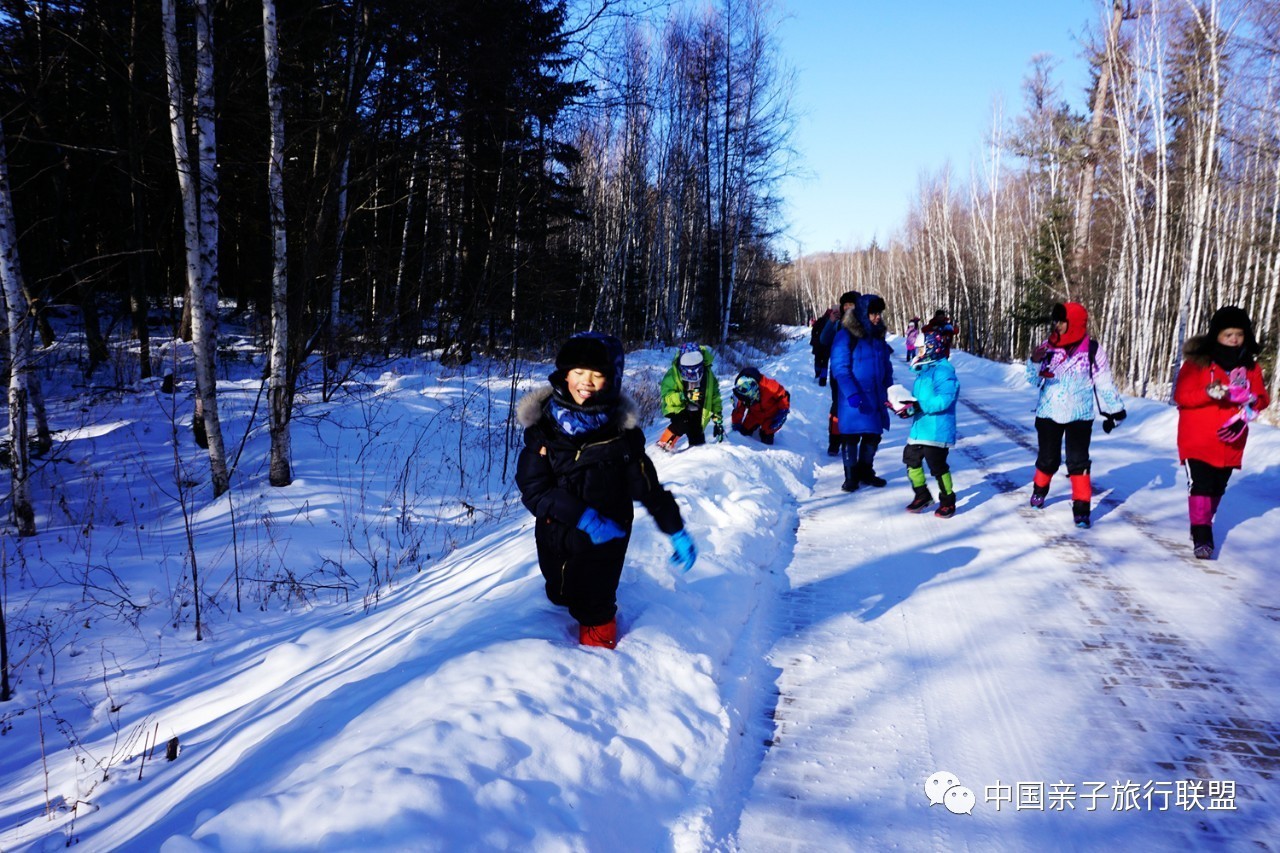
[1072,0,1126,274]
[263,0,292,486]
[162,0,230,496]
[0,126,36,535]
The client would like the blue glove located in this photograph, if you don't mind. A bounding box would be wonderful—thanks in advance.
[768,411,788,432]
[846,392,863,410]
[669,529,697,572]
[577,508,626,545]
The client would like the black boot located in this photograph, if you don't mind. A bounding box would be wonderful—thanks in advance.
[1072,499,1091,529]
[840,446,860,492]
[906,486,933,513]
[934,491,956,518]
[860,464,887,488]
[1191,524,1214,559]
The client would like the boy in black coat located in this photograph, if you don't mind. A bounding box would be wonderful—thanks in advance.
[515,332,697,648]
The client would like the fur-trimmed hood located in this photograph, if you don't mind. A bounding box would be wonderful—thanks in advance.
[516,385,640,431]
[840,293,886,340]
[840,302,868,339]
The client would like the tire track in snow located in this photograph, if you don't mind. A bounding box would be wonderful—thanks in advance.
[733,459,954,852]
[961,397,1280,849]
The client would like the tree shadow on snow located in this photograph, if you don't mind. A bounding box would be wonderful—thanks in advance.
[780,545,982,631]
[1091,456,1181,524]
[1212,460,1280,547]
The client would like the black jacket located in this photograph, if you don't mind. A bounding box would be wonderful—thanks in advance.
[515,386,684,537]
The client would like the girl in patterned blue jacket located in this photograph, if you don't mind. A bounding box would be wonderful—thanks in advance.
[901,331,960,517]
[1026,302,1126,528]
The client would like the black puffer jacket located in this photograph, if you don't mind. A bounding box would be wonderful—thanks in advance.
[515,386,684,541]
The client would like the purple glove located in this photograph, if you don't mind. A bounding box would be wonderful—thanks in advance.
[1227,368,1255,405]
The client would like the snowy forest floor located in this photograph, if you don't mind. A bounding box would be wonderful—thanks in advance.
[2,328,1279,852]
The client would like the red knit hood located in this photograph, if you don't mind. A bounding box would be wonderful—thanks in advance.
[1049,302,1088,348]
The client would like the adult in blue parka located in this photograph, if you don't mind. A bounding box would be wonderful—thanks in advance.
[830,293,893,491]
[819,290,861,455]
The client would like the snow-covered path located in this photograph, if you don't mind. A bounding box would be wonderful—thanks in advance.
[733,344,1280,851]
[4,332,1279,852]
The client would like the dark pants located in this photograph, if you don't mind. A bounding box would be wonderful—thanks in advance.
[1185,459,1232,498]
[903,443,950,477]
[1034,417,1093,476]
[667,410,706,445]
[813,350,829,379]
[535,522,629,626]
[841,433,882,472]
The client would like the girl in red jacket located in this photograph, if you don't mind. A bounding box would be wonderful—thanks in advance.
[1173,306,1270,559]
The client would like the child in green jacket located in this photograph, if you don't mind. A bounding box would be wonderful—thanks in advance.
[658,343,724,451]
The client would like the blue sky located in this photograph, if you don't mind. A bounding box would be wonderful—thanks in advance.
[776,0,1102,255]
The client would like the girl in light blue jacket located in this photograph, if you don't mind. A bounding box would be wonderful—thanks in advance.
[901,332,959,517]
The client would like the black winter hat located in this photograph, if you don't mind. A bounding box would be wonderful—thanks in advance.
[1208,306,1251,336]
[1208,306,1259,354]
[554,332,625,393]
[866,295,886,315]
[839,290,860,308]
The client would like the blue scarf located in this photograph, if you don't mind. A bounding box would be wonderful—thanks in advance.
[548,397,611,437]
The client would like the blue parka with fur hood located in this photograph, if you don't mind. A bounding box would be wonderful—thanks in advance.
[830,293,893,434]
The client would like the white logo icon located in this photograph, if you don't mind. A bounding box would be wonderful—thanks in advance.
[925,771,960,806]
[925,771,974,815]
[945,786,976,815]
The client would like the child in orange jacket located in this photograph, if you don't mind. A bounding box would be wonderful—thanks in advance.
[730,368,790,445]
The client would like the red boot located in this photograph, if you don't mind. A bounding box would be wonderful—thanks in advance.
[579,618,618,649]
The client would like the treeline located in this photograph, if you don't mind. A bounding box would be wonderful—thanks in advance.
[0,0,794,529]
[786,0,1279,412]
[0,0,792,362]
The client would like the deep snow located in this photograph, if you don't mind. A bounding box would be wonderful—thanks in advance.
[2,329,1278,851]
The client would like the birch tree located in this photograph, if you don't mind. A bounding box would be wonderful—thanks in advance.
[0,125,36,536]
[161,0,230,496]
[262,0,292,487]
[1071,0,1127,277]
